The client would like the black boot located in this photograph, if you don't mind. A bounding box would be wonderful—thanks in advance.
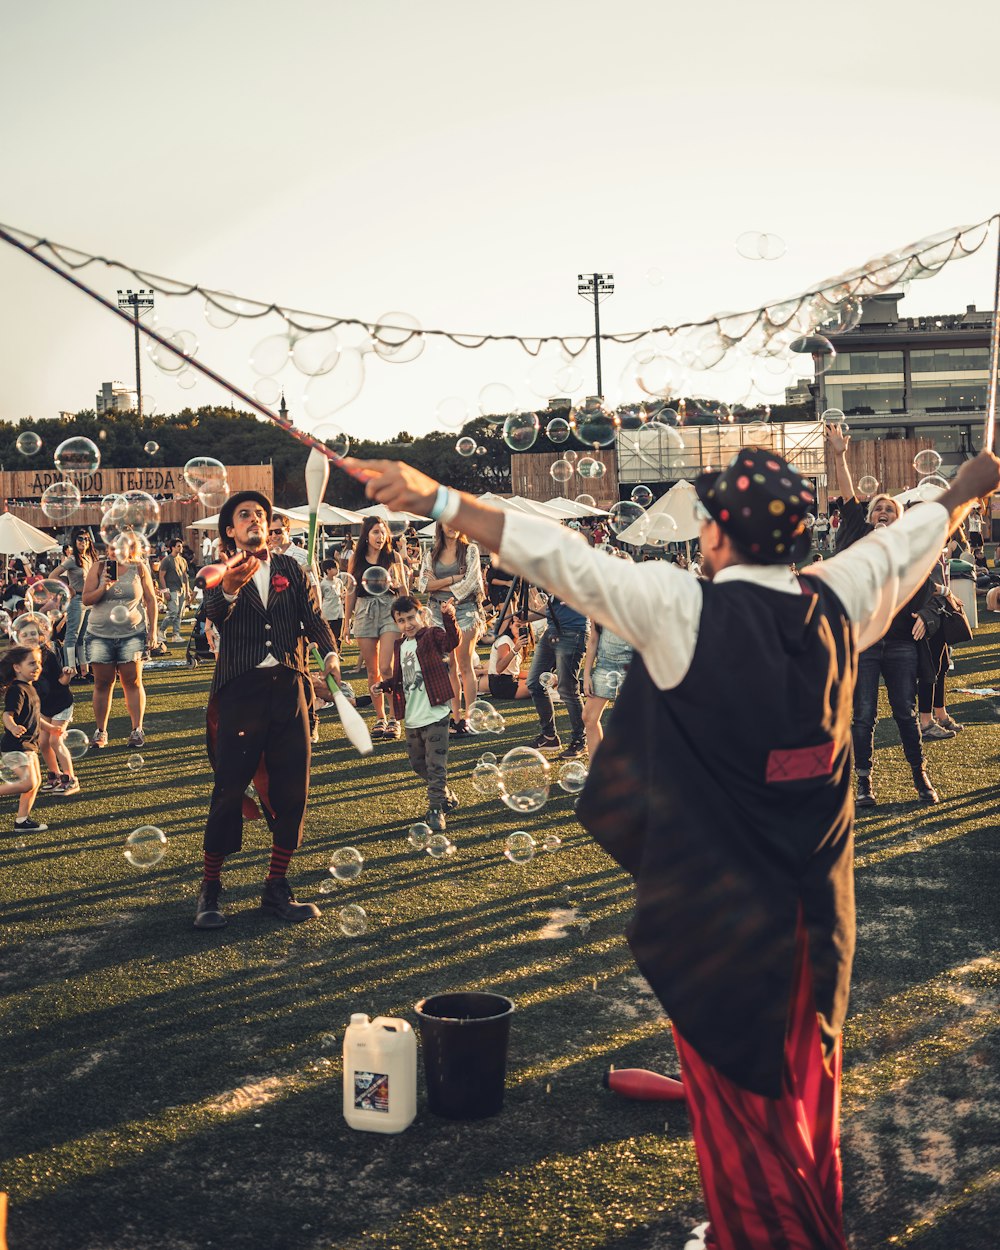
[260,877,320,923]
[856,774,876,809]
[194,880,227,929]
[913,769,939,804]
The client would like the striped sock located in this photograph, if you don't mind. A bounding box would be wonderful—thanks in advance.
[203,852,226,884]
[267,845,294,880]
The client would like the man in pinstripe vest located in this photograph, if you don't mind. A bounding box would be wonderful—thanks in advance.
[194,490,341,930]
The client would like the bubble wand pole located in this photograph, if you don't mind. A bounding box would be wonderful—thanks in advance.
[984,218,1000,455]
[0,225,374,484]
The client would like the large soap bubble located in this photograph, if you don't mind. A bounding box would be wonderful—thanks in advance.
[361,566,390,597]
[183,456,228,494]
[504,832,536,864]
[503,412,539,452]
[124,826,167,868]
[570,400,620,449]
[40,481,82,522]
[329,846,364,881]
[54,436,101,475]
[499,747,551,814]
[338,904,369,937]
[913,449,942,477]
[16,431,41,456]
[26,580,71,620]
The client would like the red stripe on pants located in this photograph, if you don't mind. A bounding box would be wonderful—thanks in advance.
[672,920,847,1250]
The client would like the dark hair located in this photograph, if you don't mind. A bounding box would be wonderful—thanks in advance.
[321,559,338,574]
[69,528,97,568]
[0,644,40,688]
[350,517,395,578]
[391,594,422,618]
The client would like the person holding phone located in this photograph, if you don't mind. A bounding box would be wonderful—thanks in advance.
[81,541,159,749]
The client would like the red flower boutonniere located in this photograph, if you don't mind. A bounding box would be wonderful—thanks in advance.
[271,574,290,594]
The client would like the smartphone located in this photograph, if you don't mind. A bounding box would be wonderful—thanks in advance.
[104,558,118,581]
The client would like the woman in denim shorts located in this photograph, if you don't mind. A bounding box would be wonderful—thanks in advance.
[81,544,159,749]
[582,619,634,757]
[344,518,406,739]
[417,523,485,735]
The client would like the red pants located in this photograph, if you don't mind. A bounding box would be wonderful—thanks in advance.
[673,923,847,1250]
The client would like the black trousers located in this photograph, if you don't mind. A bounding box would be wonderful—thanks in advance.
[205,666,311,855]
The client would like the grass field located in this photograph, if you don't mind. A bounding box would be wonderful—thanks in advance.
[1,620,998,1250]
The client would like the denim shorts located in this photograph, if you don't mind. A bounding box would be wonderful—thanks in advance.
[352,596,400,640]
[591,662,629,700]
[87,633,146,665]
[429,599,485,636]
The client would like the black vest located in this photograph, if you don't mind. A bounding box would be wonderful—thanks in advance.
[577,574,856,1097]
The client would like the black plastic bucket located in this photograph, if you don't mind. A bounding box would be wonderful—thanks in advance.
[413,992,515,1119]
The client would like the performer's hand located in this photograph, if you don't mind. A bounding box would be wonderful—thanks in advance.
[221,551,260,596]
[341,457,439,515]
[323,652,342,684]
[911,613,927,641]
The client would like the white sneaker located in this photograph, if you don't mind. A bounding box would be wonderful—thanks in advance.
[683,1223,710,1250]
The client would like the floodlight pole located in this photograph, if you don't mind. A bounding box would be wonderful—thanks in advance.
[116,288,154,417]
[577,272,614,398]
[984,220,1000,454]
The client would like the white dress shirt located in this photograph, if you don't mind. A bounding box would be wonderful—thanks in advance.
[497,503,951,692]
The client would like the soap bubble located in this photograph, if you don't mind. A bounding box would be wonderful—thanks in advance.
[148,328,198,373]
[821,408,846,425]
[176,370,198,390]
[558,761,589,793]
[40,481,82,522]
[504,832,536,865]
[64,728,90,760]
[479,382,516,415]
[249,333,291,376]
[575,494,597,508]
[112,530,151,563]
[198,486,229,512]
[736,230,786,261]
[550,459,574,483]
[746,420,771,446]
[183,456,228,493]
[577,457,606,480]
[302,347,365,419]
[0,751,30,784]
[26,579,71,620]
[475,445,487,456]
[546,416,571,444]
[570,400,620,448]
[643,513,679,547]
[54,436,101,475]
[913,449,942,477]
[407,822,431,850]
[605,670,624,696]
[435,396,469,429]
[373,311,424,364]
[480,751,497,766]
[16,431,41,456]
[109,605,131,626]
[539,671,557,692]
[486,707,507,734]
[124,825,167,868]
[555,363,584,393]
[338,904,369,937]
[105,491,160,539]
[291,329,340,376]
[127,754,145,771]
[471,762,502,797]
[467,698,496,733]
[541,833,563,852]
[203,290,242,330]
[318,879,337,895]
[143,441,159,456]
[313,421,350,458]
[361,566,390,596]
[917,474,949,501]
[608,501,645,534]
[789,335,836,375]
[329,846,364,881]
[563,450,579,463]
[426,834,455,858]
[857,475,879,496]
[630,485,653,507]
[253,377,282,406]
[383,514,408,539]
[499,746,551,814]
[456,436,477,457]
[10,613,49,645]
[336,571,356,595]
[503,412,539,451]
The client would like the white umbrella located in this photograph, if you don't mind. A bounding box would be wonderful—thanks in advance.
[544,495,610,517]
[507,496,577,520]
[616,480,701,545]
[0,512,61,555]
[355,503,429,523]
[188,506,309,531]
[285,502,365,525]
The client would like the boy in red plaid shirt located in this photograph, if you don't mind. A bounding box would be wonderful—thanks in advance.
[376,595,460,831]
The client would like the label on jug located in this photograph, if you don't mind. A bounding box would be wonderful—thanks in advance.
[354,1070,389,1113]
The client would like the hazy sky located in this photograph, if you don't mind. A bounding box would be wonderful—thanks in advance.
[2,0,1000,445]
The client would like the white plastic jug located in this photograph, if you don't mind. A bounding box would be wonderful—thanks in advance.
[342,1013,417,1133]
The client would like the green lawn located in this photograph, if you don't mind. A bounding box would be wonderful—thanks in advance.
[1,622,998,1250]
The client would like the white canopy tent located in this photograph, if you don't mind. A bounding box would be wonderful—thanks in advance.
[354,503,429,524]
[187,506,309,532]
[616,480,702,546]
[544,495,610,517]
[284,502,365,525]
[0,512,61,556]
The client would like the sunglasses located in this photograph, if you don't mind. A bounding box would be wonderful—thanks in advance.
[268,528,285,536]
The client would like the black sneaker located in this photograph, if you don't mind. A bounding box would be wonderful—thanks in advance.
[451,720,473,738]
[557,740,586,761]
[194,880,227,929]
[426,808,447,832]
[14,816,48,833]
[531,733,562,752]
[856,774,876,809]
[443,787,460,813]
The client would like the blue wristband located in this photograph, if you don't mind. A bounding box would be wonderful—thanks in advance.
[428,484,450,521]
